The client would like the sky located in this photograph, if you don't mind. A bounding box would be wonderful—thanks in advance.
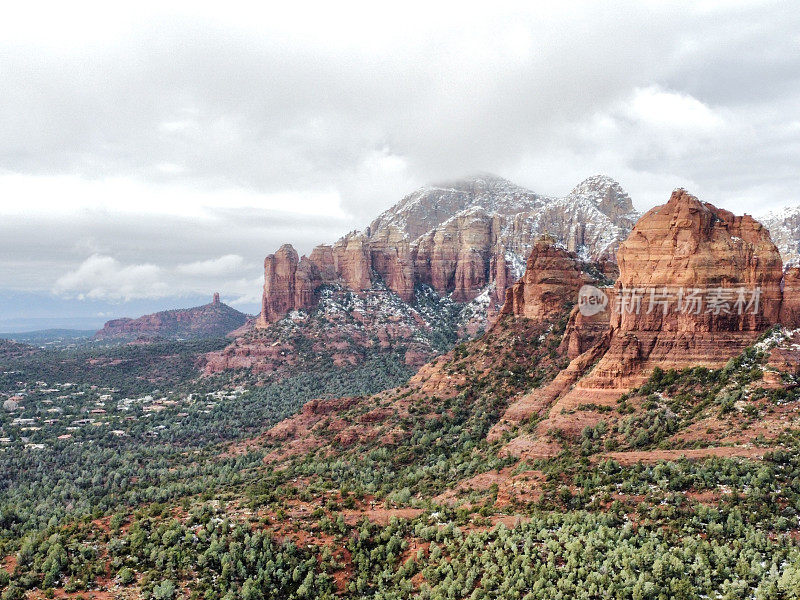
[1,0,799,331]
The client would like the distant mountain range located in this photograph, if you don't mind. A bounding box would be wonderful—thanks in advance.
[58,175,798,371]
[206,174,637,376]
[256,173,637,326]
[0,328,96,345]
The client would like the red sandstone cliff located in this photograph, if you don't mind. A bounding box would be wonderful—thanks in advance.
[781,267,800,329]
[499,237,594,322]
[261,245,323,324]
[255,174,638,327]
[593,189,784,382]
[246,188,800,478]
[491,189,794,453]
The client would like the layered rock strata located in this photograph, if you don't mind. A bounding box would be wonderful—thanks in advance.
[594,189,784,382]
[499,236,595,322]
[255,174,639,327]
[780,267,800,329]
[492,189,793,452]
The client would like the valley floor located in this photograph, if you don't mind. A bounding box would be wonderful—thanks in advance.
[2,318,800,599]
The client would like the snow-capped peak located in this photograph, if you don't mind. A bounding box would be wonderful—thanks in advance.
[364,174,550,241]
[567,174,636,220]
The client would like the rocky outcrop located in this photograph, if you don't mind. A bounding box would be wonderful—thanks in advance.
[493,189,791,452]
[262,245,301,323]
[497,236,617,359]
[364,174,547,241]
[204,284,492,376]
[594,189,785,380]
[781,267,800,328]
[413,209,499,302]
[256,174,639,326]
[499,237,593,322]
[536,176,639,259]
[558,299,615,360]
[761,206,800,328]
[95,294,249,341]
[337,235,373,291]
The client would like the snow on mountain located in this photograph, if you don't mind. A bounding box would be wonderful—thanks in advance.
[761,205,800,268]
[536,176,639,261]
[365,173,639,265]
[212,174,640,377]
[365,174,549,241]
[565,174,639,222]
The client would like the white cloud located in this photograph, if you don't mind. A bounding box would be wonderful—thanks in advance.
[626,86,725,132]
[0,174,346,219]
[53,255,168,301]
[1,1,800,319]
[175,254,245,277]
[53,253,261,303]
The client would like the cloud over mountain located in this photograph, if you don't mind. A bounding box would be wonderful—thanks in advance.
[1,1,798,321]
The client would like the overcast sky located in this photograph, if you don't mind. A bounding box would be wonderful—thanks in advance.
[1,0,799,329]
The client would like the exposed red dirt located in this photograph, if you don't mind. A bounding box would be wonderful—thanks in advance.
[603,446,771,465]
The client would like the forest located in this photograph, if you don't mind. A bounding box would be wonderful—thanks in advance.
[2,320,800,598]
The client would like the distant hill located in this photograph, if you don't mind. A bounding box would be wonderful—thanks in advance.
[94,294,249,341]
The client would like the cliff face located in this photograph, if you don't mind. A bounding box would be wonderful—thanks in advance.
[593,189,785,382]
[95,295,249,341]
[262,245,300,323]
[499,237,593,322]
[256,174,639,327]
[237,188,800,501]
[781,267,800,329]
[491,189,794,453]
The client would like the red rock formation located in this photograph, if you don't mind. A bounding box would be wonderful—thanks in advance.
[493,189,788,453]
[369,237,416,302]
[334,235,372,291]
[255,175,639,327]
[95,295,248,341]
[413,210,497,301]
[258,244,319,326]
[204,285,452,375]
[781,267,800,328]
[260,244,297,325]
[596,189,784,380]
[308,245,337,281]
[499,237,592,322]
[558,299,614,360]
